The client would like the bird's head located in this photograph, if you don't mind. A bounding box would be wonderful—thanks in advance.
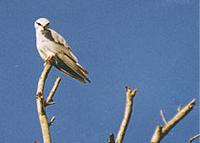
[34,18,50,30]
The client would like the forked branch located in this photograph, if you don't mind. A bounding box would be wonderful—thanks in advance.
[151,99,196,143]
[36,60,61,143]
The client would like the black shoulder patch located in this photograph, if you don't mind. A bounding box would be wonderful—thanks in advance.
[42,29,54,42]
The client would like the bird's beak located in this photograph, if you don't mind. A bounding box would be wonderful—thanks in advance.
[43,26,47,30]
[44,24,50,30]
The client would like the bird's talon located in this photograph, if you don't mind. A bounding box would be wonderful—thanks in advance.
[44,56,54,65]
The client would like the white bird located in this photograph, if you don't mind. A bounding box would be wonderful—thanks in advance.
[34,18,90,83]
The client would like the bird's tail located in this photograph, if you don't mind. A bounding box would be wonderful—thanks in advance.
[53,54,90,83]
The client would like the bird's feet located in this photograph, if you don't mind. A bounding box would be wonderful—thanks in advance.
[44,56,54,66]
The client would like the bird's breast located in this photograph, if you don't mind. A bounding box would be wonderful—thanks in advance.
[36,32,58,61]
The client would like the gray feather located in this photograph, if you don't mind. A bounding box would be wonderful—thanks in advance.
[53,54,90,83]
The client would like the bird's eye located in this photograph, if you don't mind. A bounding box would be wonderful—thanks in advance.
[46,23,50,27]
[36,22,42,26]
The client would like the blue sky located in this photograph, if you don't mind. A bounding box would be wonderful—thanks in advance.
[0,0,198,143]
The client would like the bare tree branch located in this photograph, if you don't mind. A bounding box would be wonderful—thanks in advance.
[151,99,196,143]
[188,133,200,143]
[36,62,52,143]
[45,77,61,106]
[151,125,162,142]
[36,58,62,143]
[115,86,137,143]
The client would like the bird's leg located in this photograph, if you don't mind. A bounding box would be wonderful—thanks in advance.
[44,56,54,66]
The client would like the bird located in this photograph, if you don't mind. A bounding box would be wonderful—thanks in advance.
[34,18,90,83]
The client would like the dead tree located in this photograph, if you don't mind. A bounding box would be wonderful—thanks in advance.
[35,61,197,143]
[150,99,196,143]
[108,91,196,143]
[36,61,61,143]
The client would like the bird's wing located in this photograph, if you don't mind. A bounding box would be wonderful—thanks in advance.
[48,28,88,74]
[54,53,90,83]
[46,28,90,83]
[48,28,78,63]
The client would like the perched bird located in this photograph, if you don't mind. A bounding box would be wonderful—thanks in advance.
[34,18,90,83]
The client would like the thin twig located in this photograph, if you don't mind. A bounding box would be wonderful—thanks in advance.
[107,133,115,143]
[188,133,200,143]
[115,86,137,143]
[45,77,61,106]
[36,61,52,143]
[48,116,56,127]
[160,110,167,125]
[151,99,196,143]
